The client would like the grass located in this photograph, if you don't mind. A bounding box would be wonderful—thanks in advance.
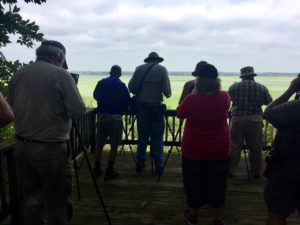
[77,73,295,109]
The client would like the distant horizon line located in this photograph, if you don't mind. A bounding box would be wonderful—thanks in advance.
[70,70,298,75]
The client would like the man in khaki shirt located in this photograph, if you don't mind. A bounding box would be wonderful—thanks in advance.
[129,52,171,174]
[8,40,86,225]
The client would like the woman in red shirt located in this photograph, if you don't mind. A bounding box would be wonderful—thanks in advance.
[177,63,230,225]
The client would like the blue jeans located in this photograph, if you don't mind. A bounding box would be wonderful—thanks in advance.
[136,102,165,168]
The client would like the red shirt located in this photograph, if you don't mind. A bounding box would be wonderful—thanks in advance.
[176,91,231,160]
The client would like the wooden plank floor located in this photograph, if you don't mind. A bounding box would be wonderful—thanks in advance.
[71,147,300,225]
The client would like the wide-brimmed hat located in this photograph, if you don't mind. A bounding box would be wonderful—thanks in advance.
[240,66,257,77]
[110,65,122,76]
[41,40,68,69]
[197,63,218,79]
[192,61,207,76]
[144,52,164,63]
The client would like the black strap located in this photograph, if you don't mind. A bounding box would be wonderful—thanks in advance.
[135,63,156,97]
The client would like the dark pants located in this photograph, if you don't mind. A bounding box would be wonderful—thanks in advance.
[264,158,300,217]
[182,156,229,208]
[14,141,73,225]
[136,102,165,168]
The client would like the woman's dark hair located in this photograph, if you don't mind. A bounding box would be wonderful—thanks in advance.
[195,77,221,94]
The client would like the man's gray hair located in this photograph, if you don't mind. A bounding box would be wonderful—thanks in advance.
[36,44,64,61]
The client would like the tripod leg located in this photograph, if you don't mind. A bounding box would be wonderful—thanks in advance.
[122,116,137,163]
[71,139,81,200]
[129,115,137,164]
[119,118,128,156]
[243,147,250,181]
[176,146,181,155]
[73,120,112,225]
[77,154,86,170]
[157,120,183,181]
[127,143,137,164]
[150,146,154,174]
[157,146,174,181]
[119,145,125,155]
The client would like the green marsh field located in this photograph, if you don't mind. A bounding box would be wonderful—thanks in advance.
[77,73,296,109]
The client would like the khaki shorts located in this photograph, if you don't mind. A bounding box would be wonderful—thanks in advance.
[96,118,123,147]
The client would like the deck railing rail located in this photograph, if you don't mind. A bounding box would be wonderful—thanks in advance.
[0,108,275,224]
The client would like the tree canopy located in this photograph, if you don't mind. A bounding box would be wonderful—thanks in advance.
[0,0,46,140]
[0,0,46,88]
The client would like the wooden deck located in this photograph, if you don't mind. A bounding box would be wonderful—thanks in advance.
[70,147,300,225]
[1,110,289,225]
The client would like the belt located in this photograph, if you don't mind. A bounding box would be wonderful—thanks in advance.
[15,136,68,144]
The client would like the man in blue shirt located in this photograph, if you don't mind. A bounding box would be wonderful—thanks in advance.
[93,65,130,180]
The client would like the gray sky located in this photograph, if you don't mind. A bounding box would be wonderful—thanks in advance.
[2,0,300,72]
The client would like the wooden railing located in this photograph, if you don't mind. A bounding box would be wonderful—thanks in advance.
[122,110,276,151]
[0,108,276,224]
[122,110,183,146]
[70,109,96,155]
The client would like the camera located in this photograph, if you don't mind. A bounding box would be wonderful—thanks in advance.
[70,73,79,85]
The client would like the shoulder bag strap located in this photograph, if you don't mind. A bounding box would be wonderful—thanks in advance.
[135,62,156,96]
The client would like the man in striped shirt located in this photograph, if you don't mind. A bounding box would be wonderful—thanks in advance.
[228,66,272,178]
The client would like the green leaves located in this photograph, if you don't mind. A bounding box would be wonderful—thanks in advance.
[0,1,44,48]
[24,0,46,4]
[1,0,46,4]
[0,0,45,139]
[13,5,20,13]
[0,0,46,90]
[0,56,23,85]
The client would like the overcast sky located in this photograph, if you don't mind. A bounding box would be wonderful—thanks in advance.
[2,0,300,72]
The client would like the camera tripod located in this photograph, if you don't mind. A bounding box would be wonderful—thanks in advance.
[119,113,137,164]
[70,119,111,225]
[121,113,156,173]
[157,118,183,181]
